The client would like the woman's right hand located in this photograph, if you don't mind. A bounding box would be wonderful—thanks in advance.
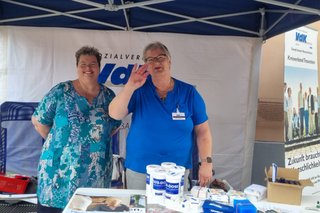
[109,63,149,120]
[125,63,149,91]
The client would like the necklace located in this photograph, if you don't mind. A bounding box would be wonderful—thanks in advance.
[156,78,173,101]
[160,96,166,102]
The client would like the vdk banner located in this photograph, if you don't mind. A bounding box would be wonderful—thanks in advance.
[284,26,320,190]
[0,26,262,190]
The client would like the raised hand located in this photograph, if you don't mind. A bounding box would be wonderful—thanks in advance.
[126,63,149,91]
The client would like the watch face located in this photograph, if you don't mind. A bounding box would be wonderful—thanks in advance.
[206,157,212,163]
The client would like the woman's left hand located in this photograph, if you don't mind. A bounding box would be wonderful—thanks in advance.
[198,162,213,187]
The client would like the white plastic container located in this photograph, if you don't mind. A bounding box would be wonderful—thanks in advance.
[165,171,182,208]
[151,168,167,205]
[146,164,161,199]
[169,165,186,195]
[161,162,176,171]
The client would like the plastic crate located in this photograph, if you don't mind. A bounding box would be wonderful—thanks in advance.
[0,175,30,194]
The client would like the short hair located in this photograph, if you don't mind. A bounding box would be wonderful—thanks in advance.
[75,46,102,68]
[142,41,171,62]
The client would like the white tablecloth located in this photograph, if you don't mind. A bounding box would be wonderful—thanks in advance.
[63,187,320,213]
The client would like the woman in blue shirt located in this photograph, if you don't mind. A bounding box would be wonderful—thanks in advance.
[109,41,213,189]
[32,46,121,213]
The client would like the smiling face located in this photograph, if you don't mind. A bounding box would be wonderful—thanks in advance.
[144,47,171,76]
[77,54,100,83]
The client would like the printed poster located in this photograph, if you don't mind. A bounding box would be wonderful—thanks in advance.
[284,26,320,190]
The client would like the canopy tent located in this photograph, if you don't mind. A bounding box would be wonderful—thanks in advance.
[0,0,319,40]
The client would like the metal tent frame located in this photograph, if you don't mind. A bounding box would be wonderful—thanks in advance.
[0,0,319,39]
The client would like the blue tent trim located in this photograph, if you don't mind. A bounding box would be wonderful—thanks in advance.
[0,0,319,39]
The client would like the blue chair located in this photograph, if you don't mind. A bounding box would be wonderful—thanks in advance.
[0,101,43,176]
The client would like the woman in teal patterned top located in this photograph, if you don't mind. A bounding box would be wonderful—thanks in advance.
[32,46,121,213]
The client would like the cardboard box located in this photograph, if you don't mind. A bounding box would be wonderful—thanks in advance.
[233,199,257,213]
[244,184,266,202]
[207,188,229,204]
[265,167,313,205]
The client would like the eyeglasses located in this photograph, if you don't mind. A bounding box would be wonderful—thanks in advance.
[79,63,99,69]
[145,54,167,64]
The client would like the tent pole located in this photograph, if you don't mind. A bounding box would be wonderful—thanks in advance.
[1,0,125,30]
[121,0,131,31]
[255,0,320,15]
[263,0,302,35]
[259,8,266,38]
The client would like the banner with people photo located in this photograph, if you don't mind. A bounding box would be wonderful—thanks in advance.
[284,26,320,188]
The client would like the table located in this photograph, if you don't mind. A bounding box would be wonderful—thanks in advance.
[63,187,320,213]
[0,193,37,213]
[253,196,320,213]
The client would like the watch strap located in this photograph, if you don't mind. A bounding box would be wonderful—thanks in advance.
[201,156,212,163]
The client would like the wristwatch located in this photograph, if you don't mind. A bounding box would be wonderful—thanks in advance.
[201,156,213,163]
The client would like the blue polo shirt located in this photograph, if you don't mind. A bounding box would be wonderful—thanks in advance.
[126,77,208,173]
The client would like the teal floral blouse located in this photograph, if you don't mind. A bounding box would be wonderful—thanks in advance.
[33,81,121,209]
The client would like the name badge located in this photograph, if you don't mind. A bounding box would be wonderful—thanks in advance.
[172,108,185,120]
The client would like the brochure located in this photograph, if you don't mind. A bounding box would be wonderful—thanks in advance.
[63,188,146,213]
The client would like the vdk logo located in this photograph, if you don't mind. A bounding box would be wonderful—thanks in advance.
[295,32,307,43]
[98,63,140,85]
